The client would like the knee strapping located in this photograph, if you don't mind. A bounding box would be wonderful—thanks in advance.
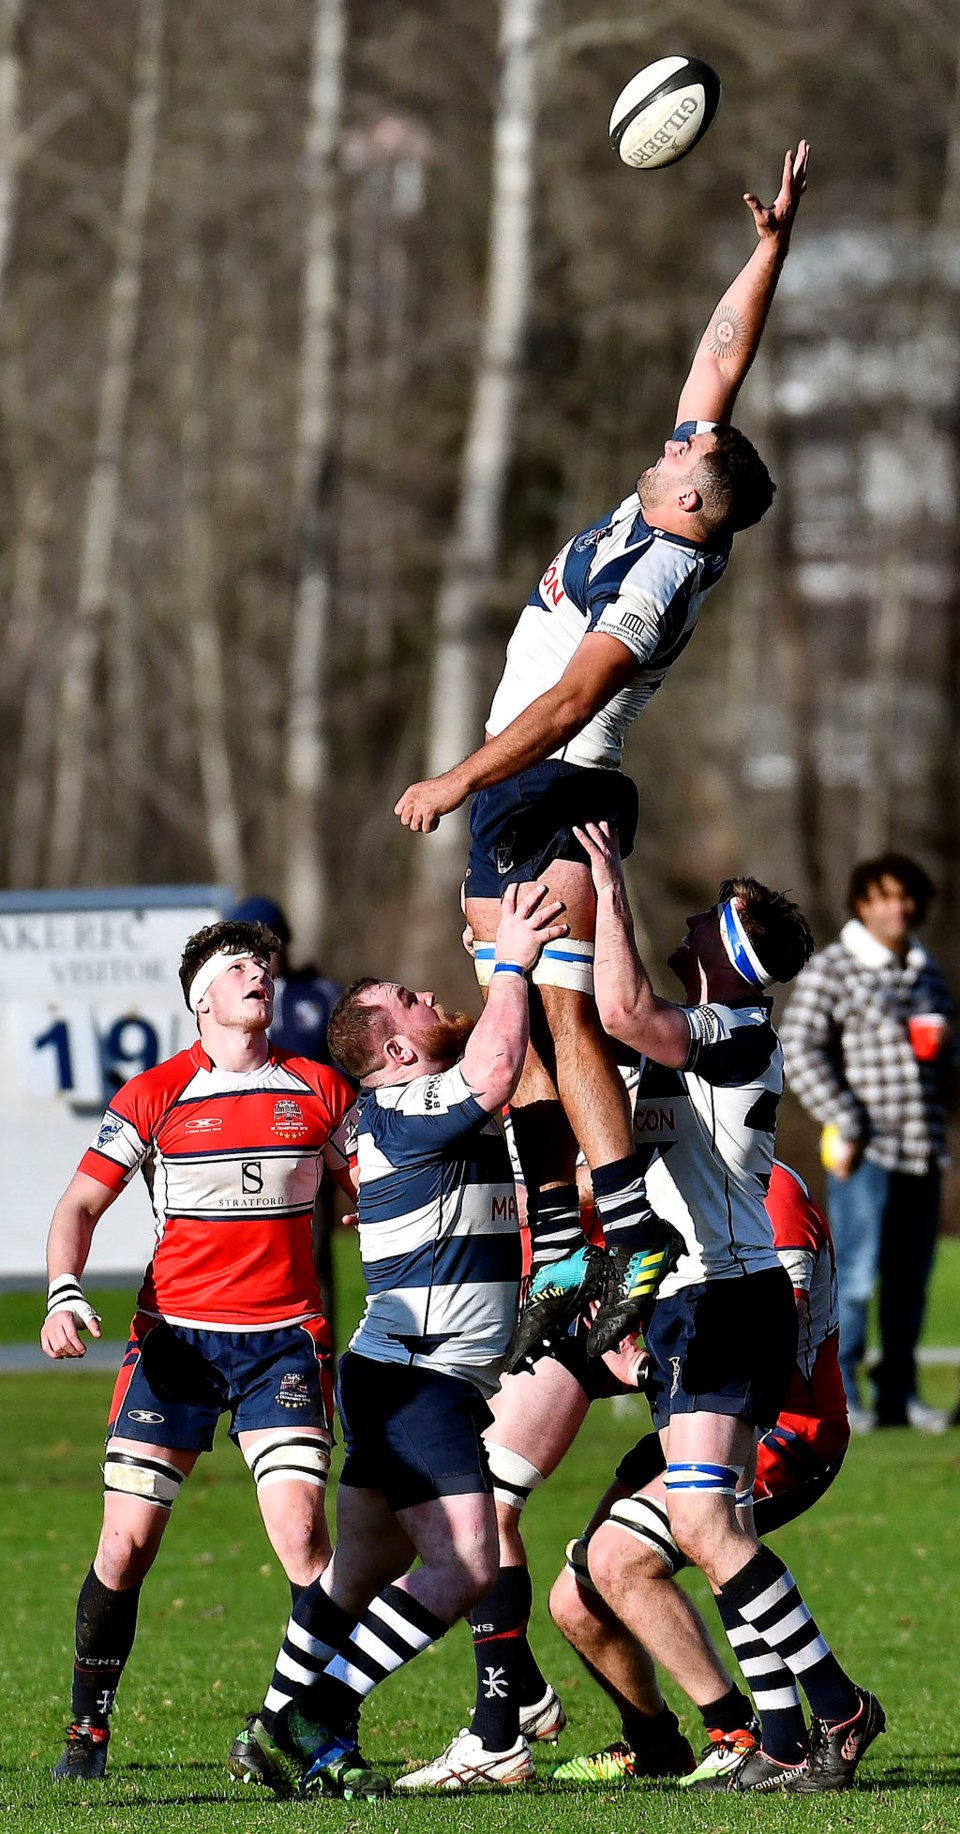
[564,1534,599,1594]
[474,939,595,995]
[486,1443,545,1511]
[664,1461,743,1497]
[606,1494,685,1575]
[242,1429,331,1492]
[103,1450,185,1512]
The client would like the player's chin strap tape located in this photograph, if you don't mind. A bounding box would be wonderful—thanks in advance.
[46,1274,101,1329]
[473,939,595,996]
[103,1450,185,1512]
[242,1429,332,1492]
[486,1444,545,1512]
[606,1494,686,1575]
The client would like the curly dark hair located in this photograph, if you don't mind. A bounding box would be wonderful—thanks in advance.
[178,919,279,1010]
[847,852,936,924]
[695,425,776,533]
[717,877,814,986]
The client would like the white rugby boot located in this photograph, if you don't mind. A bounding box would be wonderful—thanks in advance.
[519,1684,567,1744]
[396,1728,534,1791]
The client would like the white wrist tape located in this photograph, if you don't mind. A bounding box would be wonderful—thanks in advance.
[46,1274,101,1329]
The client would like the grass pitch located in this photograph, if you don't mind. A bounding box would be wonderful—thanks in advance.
[2,1240,959,1833]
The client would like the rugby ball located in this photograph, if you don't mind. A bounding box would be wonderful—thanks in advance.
[609,56,721,170]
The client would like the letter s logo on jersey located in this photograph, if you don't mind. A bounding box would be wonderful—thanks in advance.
[241,1160,264,1194]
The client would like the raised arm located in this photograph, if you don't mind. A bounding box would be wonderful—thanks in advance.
[574,821,691,1068]
[40,1171,118,1358]
[395,633,637,834]
[675,140,809,429]
[461,882,567,1110]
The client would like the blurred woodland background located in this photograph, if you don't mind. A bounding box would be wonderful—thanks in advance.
[0,0,958,1181]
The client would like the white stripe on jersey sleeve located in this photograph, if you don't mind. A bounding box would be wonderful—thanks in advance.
[87,1110,149,1185]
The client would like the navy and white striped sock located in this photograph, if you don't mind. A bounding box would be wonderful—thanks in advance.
[529,1185,582,1270]
[721,1548,859,1726]
[591,1153,654,1252]
[262,1583,357,1732]
[301,1584,448,1732]
[715,1593,806,1763]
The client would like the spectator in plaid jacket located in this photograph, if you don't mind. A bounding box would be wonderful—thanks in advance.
[780,853,954,1432]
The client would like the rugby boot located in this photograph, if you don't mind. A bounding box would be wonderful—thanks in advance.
[52,1719,110,1782]
[724,1747,810,1791]
[292,1709,392,1800]
[227,1712,304,1795]
[519,1683,567,1744]
[586,1221,685,1357]
[788,1688,885,1792]
[679,1723,759,1790]
[396,1728,534,1791]
[552,1730,696,1783]
[503,1244,608,1373]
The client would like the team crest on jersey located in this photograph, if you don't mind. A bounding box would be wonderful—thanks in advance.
[277,1372,311,1409]
[272,1098,307,1137]
[574,525,607,553]
[95,1115,122,1150]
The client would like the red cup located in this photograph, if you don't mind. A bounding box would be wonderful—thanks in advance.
[908,1013,949,1062]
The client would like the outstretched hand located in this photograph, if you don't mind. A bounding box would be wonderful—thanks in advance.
[743,140,809,243]
[573,820,623,896]
[495,881,568,973]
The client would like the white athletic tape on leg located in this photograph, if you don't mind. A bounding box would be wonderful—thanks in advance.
[242,1429,331,1491]
[474,938,595,994]
[564,1534,598,1594]
[607,1494,684,1574]
[103,1450,185,1511]
[486,1443,545,1511]
[664,1461,743,1496]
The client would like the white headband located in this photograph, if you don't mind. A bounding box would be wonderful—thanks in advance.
[717,898,775,990]
[188,950,263,1013]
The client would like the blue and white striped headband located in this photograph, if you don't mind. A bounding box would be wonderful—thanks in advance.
[717,899,775,990]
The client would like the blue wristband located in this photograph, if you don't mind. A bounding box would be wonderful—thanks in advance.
[493,962,527,977]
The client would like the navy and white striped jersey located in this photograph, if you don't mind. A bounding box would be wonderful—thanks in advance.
[349,1063,522,1395]
[625,1002,784,1294]
[486,472,730,770]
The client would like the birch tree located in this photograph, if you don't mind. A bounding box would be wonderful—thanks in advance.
[282,0,346,959]
[403,0,543,978]
[47,0,165,883]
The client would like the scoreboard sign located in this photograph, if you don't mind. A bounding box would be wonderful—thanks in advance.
[0,886,229,1280]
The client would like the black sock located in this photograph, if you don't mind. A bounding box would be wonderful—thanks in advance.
[261,1582,357,1734]
[470,1568,533,1750]
[71,1566,141,1726]
[289,1580,306,1609]
[621,1700,682,1754]
[302,1585,448,1732]
[529,1185,583,1270]
[700,1682,754,1737]
[591,1154,653,1251]
[721,1548,859,1726]
[715,1589,806,1763]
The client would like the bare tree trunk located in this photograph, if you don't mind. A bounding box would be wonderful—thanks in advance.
[6,474,54,886]
[283,0,345,959]
[404,0,543,978]
[47,0,165,883]
[176,232,245,888]
[0,0,23,305]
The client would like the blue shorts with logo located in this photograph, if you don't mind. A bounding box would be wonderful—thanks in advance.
[465,761,639,899]
[107,1312,334,1452]
[644,1268,798,1433]
[337,1351,494,1510]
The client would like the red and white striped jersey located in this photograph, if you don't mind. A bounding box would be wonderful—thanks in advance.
[80,1042,357,1330]
[768,1160,847,1435]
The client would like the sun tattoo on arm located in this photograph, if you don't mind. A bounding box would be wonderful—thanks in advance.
[706,306,744,360]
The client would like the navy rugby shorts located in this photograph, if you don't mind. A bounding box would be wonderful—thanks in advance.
[643,1267,798,1433]
[336,1351,495,1509]
[106,1312,334,1451]
[465,760,639,899]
